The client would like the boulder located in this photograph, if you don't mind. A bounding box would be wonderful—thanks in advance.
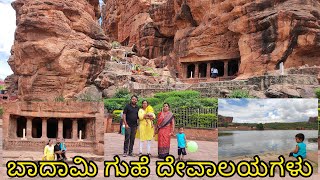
[76,85,102,101]
[102,86,117,98]
[9,0,110,101]
[265,85,302,98]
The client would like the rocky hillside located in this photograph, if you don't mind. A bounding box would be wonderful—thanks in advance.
[5,0,320,100]
[102,0,320,78]
[8,0,110,101]
[94,44,179,98]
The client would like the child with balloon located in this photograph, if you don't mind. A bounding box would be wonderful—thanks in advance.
[175,126,187,161]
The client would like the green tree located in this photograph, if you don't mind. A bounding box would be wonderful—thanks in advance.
[229,89,253,98]
[256,123,264,130]
[114,88,130,98]
[315,88,320,98]
[223,122,229,127]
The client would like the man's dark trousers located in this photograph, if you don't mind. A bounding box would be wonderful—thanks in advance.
[123,126,137,154]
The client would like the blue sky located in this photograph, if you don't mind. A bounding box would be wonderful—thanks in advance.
[0,0,15,80]
[218,99,318,123]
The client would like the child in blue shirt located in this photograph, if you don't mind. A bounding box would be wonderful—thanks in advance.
[60,138,67,160]
[289,133,307,159]
[175,126,187,161]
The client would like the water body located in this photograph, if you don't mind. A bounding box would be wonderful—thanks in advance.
[219,130,318,159]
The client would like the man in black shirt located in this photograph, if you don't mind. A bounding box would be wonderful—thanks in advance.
[122,95,139,157]
[54,138,66,161]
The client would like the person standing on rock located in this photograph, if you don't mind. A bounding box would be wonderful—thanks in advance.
[123,95,139,157]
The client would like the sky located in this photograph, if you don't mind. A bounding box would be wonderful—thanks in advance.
[0,0,15,80]
[218,99,318,123]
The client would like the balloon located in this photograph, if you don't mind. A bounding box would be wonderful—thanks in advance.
[187,141,198,153]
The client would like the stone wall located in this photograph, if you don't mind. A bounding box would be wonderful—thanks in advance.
[183,128,218,142]
[246,75,318,91]
[106,122,121,134]
[130,74,319,98]
[106,122,217,142]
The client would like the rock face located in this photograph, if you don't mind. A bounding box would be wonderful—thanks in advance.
[94,46,177,98]
[103,0,320,78]
[9,0,110,101]
[218,115,233,126]
[229,0,320,78]
[308,117,317,123]
[102,0,176,59]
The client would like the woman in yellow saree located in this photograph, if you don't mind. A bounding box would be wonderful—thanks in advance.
[136,100,155,156]
[43,140,55,161]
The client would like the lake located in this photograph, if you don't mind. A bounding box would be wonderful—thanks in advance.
[218,130,318,160]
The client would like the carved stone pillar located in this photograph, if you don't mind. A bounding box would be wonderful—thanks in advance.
[26,117,32,139]
[58,119,63,139]
[224,60,228,77]
[72,119,78,140]
[41,118,47,139]
[206,62,211,79]
[194,63,199,78]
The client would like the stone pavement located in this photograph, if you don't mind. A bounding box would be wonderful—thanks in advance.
[104,132,217,179]
[104,133,320,180]
[104,133,218,161]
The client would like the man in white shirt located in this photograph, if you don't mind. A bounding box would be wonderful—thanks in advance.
[211,67,218,78]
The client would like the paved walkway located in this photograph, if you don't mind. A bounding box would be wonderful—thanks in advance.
[104,133,319,179]
[0,132,318,179]
[104,133,216,179]
[104,133,218,161]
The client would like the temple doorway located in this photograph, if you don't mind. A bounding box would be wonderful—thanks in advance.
[199,63,207,78]
[187,64,195,78]
[63,119,72,139]
[47,118,58,138]
[228,59,239,76]
[16,116,26,138]
[78,119,87,139]
[211,61,224,77]
[32,117,42,138]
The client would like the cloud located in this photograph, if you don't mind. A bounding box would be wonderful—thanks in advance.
[0,0,15,78]
[218,99,318,123]
[0,0,15,3]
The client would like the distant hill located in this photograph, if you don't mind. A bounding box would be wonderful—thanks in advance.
[232,121,318,130]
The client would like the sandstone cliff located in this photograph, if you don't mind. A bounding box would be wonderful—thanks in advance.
[8,0,110,101]
[103,0,320,78]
